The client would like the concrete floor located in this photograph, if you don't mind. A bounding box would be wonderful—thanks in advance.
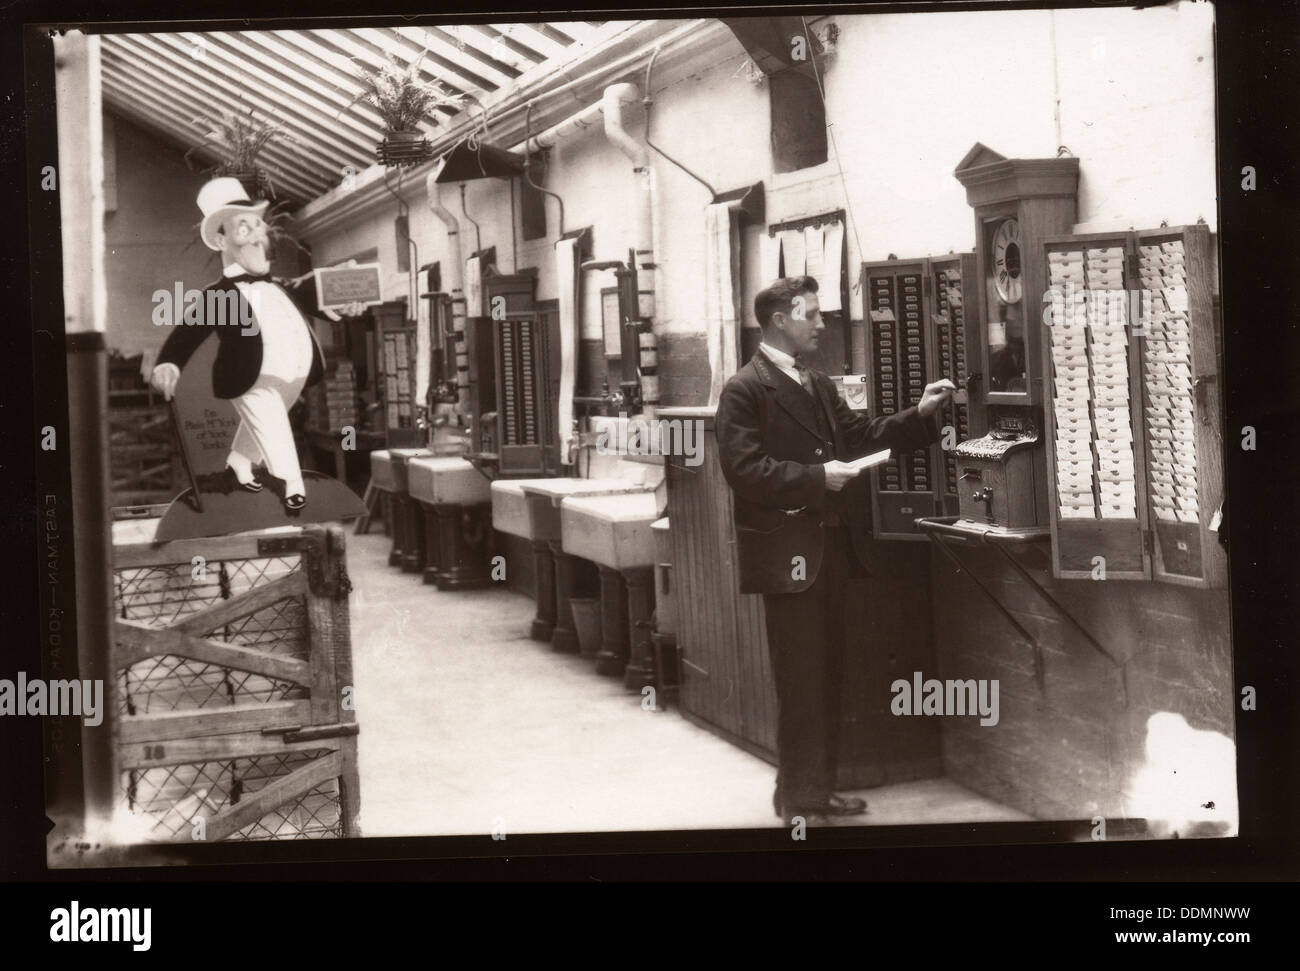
[344,531,1031,836]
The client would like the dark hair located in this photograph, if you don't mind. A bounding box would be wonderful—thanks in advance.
[754,275,819,330]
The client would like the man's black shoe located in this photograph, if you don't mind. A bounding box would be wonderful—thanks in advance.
[786,811,829,826]
[778,794,867,819]
[825,793,867,815]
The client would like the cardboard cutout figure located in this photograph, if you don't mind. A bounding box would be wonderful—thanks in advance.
[150,177,368,540]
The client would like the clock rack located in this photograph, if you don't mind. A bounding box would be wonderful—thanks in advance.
[1041,223,1225,587]
[862,253,980,539]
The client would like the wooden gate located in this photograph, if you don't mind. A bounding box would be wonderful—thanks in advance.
[112,518,360,842]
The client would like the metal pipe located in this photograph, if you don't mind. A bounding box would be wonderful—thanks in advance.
[642,46,716,200]
[427,172,469,417]
[459,182,482,256]
[601,82,658,414]
[521,102,566,237]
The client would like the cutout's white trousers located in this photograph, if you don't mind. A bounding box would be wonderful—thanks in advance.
[226,373,308,498]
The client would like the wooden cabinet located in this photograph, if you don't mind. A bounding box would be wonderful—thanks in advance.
[862,253,981,538]
[1041,224,1225,587]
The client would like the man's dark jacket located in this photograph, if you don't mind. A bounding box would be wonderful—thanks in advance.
[716,350,939,595]
[155,275,327,400]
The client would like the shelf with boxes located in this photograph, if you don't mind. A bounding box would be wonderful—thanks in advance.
[862,253,980,539]
[1041,224,1225,587]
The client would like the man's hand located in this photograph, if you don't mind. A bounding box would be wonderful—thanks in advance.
[917,378,957,418]
[322,301,368,321]
[151,363,180,401]
[823,460,862,492]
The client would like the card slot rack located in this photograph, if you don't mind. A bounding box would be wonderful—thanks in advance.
[1138,238,1199,524]
[869,274,905,491]
[1047,247,1098,519]
[933,266,969,497]
[899,272,930,493]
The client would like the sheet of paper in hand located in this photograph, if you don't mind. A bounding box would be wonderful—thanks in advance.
[314,263,384,311]
[844,448,891,473]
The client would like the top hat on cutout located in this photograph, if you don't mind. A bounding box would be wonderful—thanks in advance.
[197,177,271,251]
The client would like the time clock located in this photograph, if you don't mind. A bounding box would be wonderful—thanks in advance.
[991,217,1023,304]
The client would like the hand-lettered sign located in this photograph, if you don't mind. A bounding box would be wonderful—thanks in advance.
[314,263,384,311]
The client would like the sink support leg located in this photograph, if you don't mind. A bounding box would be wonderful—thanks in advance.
[381,491,399,566]
[621,566,656,692]
[434,503,491,590]
[595,566,629,677]
[420,500,443,585]
[529,540,556,642]
[401,495,424,573]
[550,542,581,653]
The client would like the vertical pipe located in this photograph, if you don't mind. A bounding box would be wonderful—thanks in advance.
[602,82,659,416]
[427,172,468,419]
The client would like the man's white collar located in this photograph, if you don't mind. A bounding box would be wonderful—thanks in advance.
[759,342,798,369]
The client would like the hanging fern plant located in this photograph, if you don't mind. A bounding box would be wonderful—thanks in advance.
[185,106,299,201]
[344,50,462,167]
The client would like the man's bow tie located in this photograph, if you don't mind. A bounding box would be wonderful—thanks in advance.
[225,271,274,284]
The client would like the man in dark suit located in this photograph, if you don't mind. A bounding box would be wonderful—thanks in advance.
[151,177,364,510]
[716,275,954,824]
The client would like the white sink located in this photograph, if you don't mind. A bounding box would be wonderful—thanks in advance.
[369,450,396,492]
[491,475,650,541]
[369,447,431,493]
[521,478,652,544]
[560,492,660,570]
[408,457,491,506]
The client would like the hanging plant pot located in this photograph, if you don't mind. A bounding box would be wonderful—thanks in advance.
[377,129,434,168]
[227,168,275,201]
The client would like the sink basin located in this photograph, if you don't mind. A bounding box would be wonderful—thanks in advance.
[369,450,397,492]
[521,478,651,543]
[408,457,491,506]
[490,480,533,539]
[491,476,649,541]
[560,492,660,570]
[370,448,431,493]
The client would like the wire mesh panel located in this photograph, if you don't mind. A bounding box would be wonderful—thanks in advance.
[111,522,360,843]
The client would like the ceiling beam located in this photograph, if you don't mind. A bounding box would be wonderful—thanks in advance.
[280,28,462,126]
[99,49,327,193]
[171,30,380,161]
[391,25,519,88]
[116,32,373,176]
[491,23,569,61]
[348,27,498,100]
[99,60,325,202]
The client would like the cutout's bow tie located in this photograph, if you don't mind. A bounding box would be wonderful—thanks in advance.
[225,271,274,284]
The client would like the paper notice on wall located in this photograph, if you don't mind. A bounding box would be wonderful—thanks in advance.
[822,221,844,313]
[779,229,805,277]
[464,255,483,317]
[555,238,578,465]
[705,203,738,408]
[804,224,825,293]
[761,232,782,284]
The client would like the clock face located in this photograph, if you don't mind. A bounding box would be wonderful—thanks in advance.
[991,218,1023,304]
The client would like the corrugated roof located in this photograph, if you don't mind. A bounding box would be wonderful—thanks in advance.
[100,22,604,208]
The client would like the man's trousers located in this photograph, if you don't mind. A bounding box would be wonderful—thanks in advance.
[761,524,851,809]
